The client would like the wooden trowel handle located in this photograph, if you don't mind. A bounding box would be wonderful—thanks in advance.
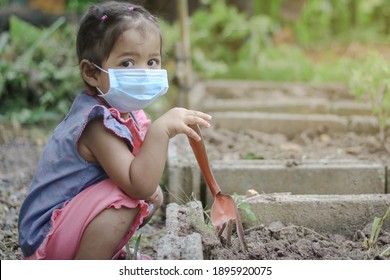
[188,124,221,197]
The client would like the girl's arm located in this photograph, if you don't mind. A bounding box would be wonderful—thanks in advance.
[79,107,211,200]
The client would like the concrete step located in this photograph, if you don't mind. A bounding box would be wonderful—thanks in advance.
[209,112,385,136]
[202,98,371,116]
[242,193,390,236]
[191,80,351,101]
[167,135,389,206]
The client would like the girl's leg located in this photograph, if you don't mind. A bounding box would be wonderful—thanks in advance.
[25,179,150,260]
[75,207,139,259]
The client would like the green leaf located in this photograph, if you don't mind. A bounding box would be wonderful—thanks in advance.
[369,216,381,246]
[239,202,257,222]
[18,16,66,64]
[244,152,264,160]
[233,193,257,222]
[133,234,142,260]
[9,15,41,47]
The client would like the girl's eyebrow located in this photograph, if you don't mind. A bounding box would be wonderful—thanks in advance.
[117,51,161,58]
[117,51,139,58]
[149,52,162,57]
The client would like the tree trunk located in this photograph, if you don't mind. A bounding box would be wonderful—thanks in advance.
[349,0,358,27]
[280,0,306,22]
[384,4,390,34]
[143,0,201,23]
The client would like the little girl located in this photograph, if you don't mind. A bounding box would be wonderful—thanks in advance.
[18,1,211,260]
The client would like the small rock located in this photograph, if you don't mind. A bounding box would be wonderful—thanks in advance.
[268,221,285,233]
[320,134,331,143]
[280,143,302,153]
[246,189,259,198]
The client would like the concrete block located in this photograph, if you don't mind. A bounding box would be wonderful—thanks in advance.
[243,193,390,235]
[200,98,371,117]
[210,112,349,137]
[156,201,204,260]
[156,233,203,260]
[198,80,350,100]
[203,160,386,206]
[331,101,371,116]
[165,201,204,234]
[167,135,386,205]
[201,98,330,114]
[167,163,201,204]
[387,166,389,194]
[167,136,201,204]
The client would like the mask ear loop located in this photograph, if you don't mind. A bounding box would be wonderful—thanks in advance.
[92,63,109,74]
[96,87,106,96]
[89,62,109,95]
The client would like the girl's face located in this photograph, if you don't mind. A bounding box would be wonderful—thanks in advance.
[96,27,162,94]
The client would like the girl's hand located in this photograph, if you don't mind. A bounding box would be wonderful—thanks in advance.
[153,107,212,141]
[145,185,163,206]
[140,186,164,227]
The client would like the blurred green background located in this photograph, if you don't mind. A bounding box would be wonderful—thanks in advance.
[0,0,389,124]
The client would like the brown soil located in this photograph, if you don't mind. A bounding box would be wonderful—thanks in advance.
[0,126,39,260]
[201,126,390,165]
[200,221,390,260]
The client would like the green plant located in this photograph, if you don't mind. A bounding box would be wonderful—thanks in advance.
[233,193,256,222]
[188,0,276,78]
[218,44,314,81]
[294,0,335,46]
[349,52,390,145]
[158,0,370,83]
[243,152,264,160]
[126,234,142,260]
[0,0,10,5]
[66,0,91,13]
[362,206,390,259]
[294,0,390,47]
[0,16,81,124]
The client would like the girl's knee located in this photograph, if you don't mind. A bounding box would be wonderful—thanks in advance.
[85,207,139,239]
[75,207,140,259]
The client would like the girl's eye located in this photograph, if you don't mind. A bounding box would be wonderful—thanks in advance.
[121,60,134,68]
[148,59,159,67]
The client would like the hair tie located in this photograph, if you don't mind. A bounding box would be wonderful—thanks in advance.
[101,14,108,21]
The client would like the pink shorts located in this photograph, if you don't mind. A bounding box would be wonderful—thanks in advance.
[25,179,149,260]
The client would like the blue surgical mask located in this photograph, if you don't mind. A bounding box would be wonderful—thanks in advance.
[94,64,169,113]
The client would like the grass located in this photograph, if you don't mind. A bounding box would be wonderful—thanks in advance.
[125,234,142,260]
[363,206,390,259]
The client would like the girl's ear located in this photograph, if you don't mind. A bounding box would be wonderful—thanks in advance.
[80,59,99,87]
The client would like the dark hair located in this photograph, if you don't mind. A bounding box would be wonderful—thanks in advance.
[76,1,161,67]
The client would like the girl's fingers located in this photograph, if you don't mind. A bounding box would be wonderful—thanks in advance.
[192,117,211,128]
[187,127,201,141]
[184,110,212,140]
[188,110,212,127]
[160,107,212,139]
[193,111,212,124]
[193,110,212,120]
